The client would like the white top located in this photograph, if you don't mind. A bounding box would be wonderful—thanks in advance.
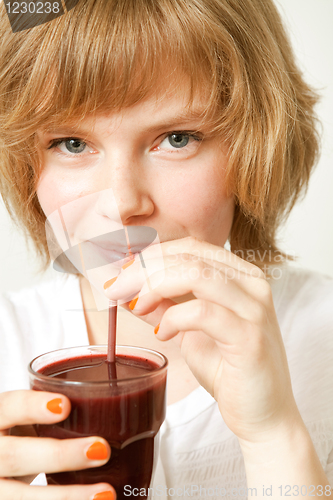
[0,265,333,495]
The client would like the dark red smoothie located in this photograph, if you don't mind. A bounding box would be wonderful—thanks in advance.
[32,352,167,500]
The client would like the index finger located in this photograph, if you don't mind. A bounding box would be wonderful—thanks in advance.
[148,237,265,278]
[0,391,71,430]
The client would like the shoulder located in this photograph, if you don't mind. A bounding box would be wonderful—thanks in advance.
[270,264,333,335]
[0,274,81,353]
[0,273,80,326]
[0,272,80,333]
[271,265,333,421]
[0,274,81,391]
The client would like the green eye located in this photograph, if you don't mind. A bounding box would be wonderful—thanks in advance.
[48,138,88,154]
[168,134,190,148]
[64,139,86,154]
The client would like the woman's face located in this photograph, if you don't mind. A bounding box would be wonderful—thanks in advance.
[36,84,235,259]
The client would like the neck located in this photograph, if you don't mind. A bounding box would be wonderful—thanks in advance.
[80,276,108,345]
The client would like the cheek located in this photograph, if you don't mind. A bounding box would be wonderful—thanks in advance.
[37,171,85,218]
[160,161,234,231]
[178,182,234,234]
[37,174,61,217]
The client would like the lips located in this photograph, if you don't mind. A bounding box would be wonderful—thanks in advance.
[86,227,158,258]
[85,241,130,265]
[53,226,158,273]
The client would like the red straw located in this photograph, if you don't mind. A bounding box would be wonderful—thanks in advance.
[107,301,117,363]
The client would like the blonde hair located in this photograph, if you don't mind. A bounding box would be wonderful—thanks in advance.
[0,0,320,270]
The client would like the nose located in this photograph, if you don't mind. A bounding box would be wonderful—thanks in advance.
[95,154,154,225]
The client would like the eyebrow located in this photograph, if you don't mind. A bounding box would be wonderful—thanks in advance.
[144,109,207,133]
[40,108,208,137]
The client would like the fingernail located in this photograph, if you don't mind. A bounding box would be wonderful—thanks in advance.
[93,491,115,500]
[122,259,135,270]
[154,324,160,335]
[46,398,62,414]
[103,277,118,290]
[129,295,139,310]
[86,441,109,460]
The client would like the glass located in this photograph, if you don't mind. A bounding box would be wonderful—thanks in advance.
[29,345,168,500]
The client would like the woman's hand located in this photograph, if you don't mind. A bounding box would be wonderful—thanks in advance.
[105,236,302,445]
[0,390,115,500]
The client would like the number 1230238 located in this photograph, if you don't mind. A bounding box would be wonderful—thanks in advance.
[5,2,61,14]
[278,485,332,496]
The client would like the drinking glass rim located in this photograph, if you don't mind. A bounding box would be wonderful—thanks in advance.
[28,344,168,386]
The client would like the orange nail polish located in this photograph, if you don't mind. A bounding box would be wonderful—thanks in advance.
[93,491,114,500]
[154,324,160,335]
[122,259,135,270]
[86,441,108,461]
[46,398,62,414]
[129,295,139,310]
[103,277,117,290]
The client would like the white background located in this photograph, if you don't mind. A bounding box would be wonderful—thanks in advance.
[0,0,332,293]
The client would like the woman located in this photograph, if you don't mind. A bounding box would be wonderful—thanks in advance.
[0,0,332,499]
